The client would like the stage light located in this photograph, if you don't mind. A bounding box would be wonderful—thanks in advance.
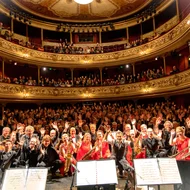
[43,67,47,71]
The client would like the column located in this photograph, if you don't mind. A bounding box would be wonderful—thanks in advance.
[41,28,43,46]
[99,30,102,44]
[1,103,6,124]
[26,24,29,42]
[140,23,143,39]
[176,0,180,21]
[2,59,4,79]
[126,27,129,42]
[153,16,156,34]
[71,68,74,85]
[99,67,103,85]
[163,55,166,75]
[38,66,40,85]
[132,64,135,76]
[70,31,72,44]
[11,18,14,33]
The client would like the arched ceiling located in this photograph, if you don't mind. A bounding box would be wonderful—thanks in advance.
[11,0,152,23]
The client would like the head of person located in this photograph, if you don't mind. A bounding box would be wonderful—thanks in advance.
[25,125,34,138]
[164,121,173,132]
[83,133,91,143]
[2,127,11,138]
[90,124,96,133]
[147,128,154,138]
[4,140,12,152]
[140,124,147,133]
[50,129,56,138]
[42,135,51,148]
[70,127,76,136]
[61,133,69,142]
[176,126,185,137]
[112,122,118,131]
[116,131,123,142]
[124,124,131,132]
[96,130,104,140]
[29,137,38,149]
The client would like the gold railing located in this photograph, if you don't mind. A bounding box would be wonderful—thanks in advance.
[0,14,189,67]
[0,69,189,101]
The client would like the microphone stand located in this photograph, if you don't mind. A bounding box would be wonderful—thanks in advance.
[70,163,80,190]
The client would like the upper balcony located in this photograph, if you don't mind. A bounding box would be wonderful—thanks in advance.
[0,14,189,68]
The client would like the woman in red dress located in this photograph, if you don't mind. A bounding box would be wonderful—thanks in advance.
[170,126,190,160]
[76,133,92,161]
[91,130,110,160]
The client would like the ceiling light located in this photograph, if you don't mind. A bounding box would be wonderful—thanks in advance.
[43,67,47,71]
[74,0,93,4]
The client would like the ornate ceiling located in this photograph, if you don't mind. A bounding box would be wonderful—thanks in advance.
[11,0,152,22]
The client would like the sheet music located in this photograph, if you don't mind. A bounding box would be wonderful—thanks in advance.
[2,169,26,190]
[76,160,118,186]
[96,160,118,185]
[76,161,97,186]
[2,168,48,190]
[134,158,182,186]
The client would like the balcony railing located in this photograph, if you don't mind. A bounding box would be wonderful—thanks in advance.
[0,69,189,101]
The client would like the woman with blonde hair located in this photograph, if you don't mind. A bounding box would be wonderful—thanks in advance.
[169,126,190,160]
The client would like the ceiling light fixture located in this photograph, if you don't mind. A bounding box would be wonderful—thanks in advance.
[74,0,93,5]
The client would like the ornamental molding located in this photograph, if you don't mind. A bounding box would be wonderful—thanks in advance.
[0,14,189,68]
[0,69,190,101]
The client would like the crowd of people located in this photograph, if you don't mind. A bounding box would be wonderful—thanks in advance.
[0,21,164,55]
[0,65,180,87]
[0,100,190,181]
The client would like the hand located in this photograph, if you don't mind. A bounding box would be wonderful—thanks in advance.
[170,129,175,137]
[40,128,45,136]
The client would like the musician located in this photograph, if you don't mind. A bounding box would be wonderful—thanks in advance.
[109,131,130,177]
[89,123,97,146]
[169,126,190,160]
[19,136,40,167]
[142,128,167,158]
[123,124,131,141]
[59,133,76,176]
[38,135,62,178]
[91,130,110,160]
[76,133,92,161]
[0,127,11,142]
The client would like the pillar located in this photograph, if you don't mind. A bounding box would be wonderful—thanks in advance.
[99,30,102,44]
[176,0,180,21]
[163,55,166,75]
[41,28,43,46]
[26,24,29,42]
[11,18,14,33]
[2,59,4,79]
[132,64,135,76]
[70,31,72,44]
[38,66,40,85]
[153,16,156,34]
[99,67,103,85]
[126,27,129,42]
[71,68,74,85]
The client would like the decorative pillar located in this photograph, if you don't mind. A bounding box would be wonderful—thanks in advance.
[11,18,14,33]
[26,24,29,42]
[38,66,40,85]
[71,68,74,85]
[2,59,4,79]
[176,0,180,21]
[140,23,143,39]
[99,67,103,85]
[126,27,129,42]
[70,31,72,44]
[132,64,135,76]
[153,16,156,34]
[41,28,43,46]
[163,55,166,75]
[99,30,102,44]
[1,103,6,123]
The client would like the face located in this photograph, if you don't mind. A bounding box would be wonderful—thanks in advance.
[147,129,153,138]
[5,141,12,151]
[25,129,33,137]
[43,140,51,147]
[29,138,37,148]
[116,133,122,142]
[50,130,56,137]
[97,132,103,139]
[84,134,91,142]
[70,129,76,136]
[3,128,10,137]
[62,134,69,141]
[165,123,172,131]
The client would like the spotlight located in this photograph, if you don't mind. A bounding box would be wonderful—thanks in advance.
[14,62,17,65]
[43,67,47,71]
[126,64,129,68]
[155,57,158,60]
